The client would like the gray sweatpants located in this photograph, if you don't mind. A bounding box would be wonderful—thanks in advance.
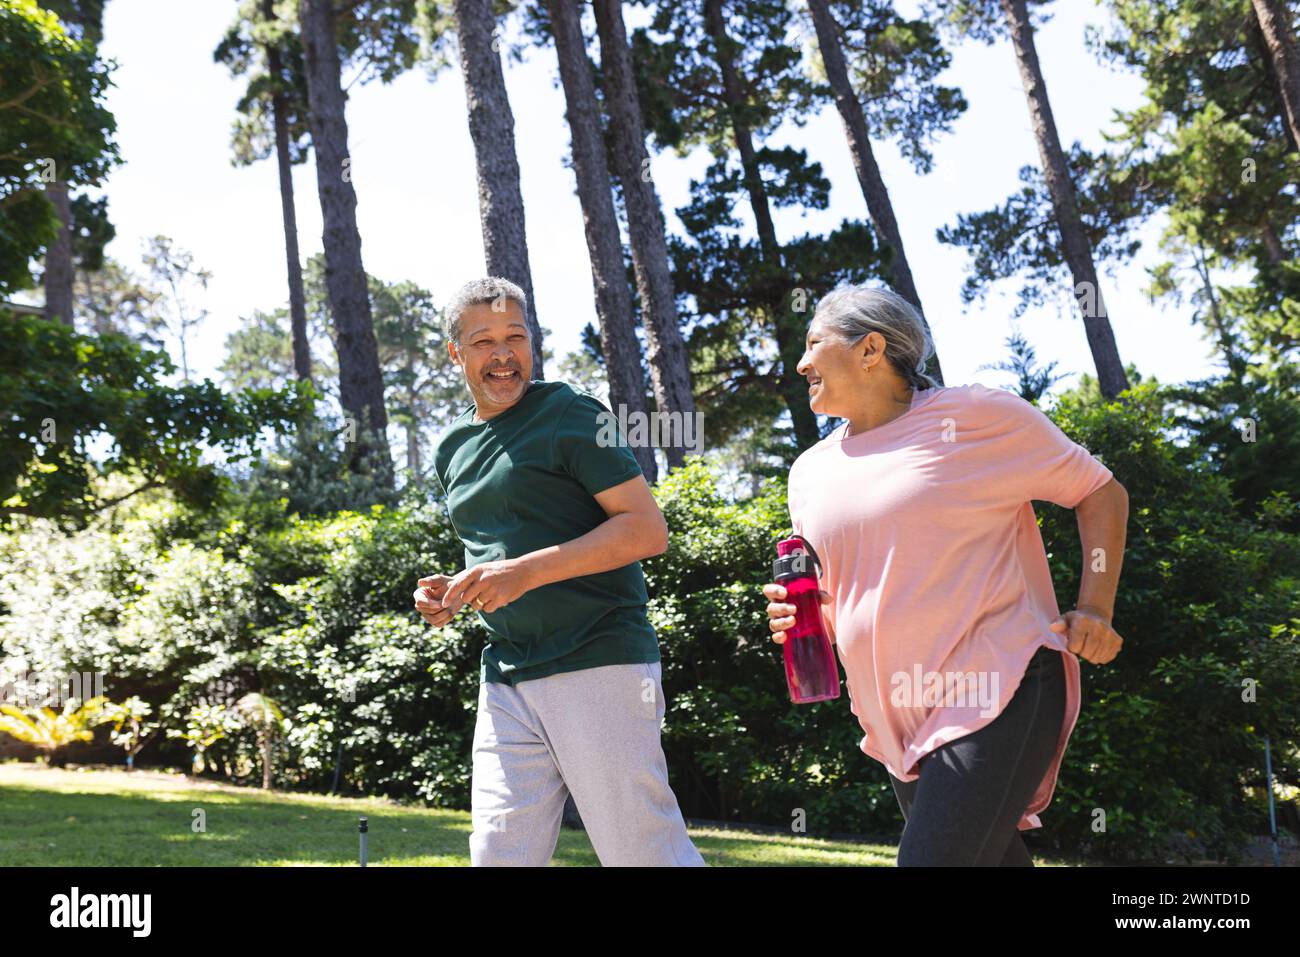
[469,660,706,866]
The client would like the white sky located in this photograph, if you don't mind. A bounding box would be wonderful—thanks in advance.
[67,0,1222,401]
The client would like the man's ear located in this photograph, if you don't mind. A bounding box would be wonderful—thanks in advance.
[447,339,462,369]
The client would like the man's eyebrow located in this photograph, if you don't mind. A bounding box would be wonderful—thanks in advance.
[466,323,528,338]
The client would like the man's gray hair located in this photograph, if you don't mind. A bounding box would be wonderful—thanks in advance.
[811,284,939,389]
[443,277,529,341]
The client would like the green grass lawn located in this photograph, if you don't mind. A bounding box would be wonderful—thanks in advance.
[0,761,1072,866]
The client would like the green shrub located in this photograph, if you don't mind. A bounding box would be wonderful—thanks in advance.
[1037,382,1300,861]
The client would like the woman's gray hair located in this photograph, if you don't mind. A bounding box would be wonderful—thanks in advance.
[444,277,528,341]
[811,284,939,389]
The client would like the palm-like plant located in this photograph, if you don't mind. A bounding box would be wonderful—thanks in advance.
[100,696,158,771]
[235,692,285,790]
[166,703,242,776]
[0,696,111,767]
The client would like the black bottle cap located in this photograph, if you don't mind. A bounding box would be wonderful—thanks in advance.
[773,535,822,583]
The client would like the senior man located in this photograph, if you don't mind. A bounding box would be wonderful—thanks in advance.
[415,276,704,867]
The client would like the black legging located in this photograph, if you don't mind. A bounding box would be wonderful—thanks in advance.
[888,642,1068,866]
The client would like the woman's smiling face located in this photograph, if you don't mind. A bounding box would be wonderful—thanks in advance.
[798,315,870,417]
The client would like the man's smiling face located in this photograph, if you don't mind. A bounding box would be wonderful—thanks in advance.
[448,298,533,418]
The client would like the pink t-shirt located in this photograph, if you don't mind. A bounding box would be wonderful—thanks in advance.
[787,382,1114,830]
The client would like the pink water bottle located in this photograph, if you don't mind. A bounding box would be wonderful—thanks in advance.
[772,535,840,704]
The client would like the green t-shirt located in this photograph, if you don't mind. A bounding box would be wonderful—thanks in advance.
[431,380,660,685]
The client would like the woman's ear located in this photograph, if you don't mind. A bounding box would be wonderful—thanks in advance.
[858,331,885,371]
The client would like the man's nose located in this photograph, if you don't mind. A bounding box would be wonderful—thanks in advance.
[796,352,811,376]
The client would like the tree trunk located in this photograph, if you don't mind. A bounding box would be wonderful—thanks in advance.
[43,180,75,327]
[1001,0,1129,400]
[406,362,422,476]
[453,0,546,379]
[407,419,421,476]
[806,0,943,386]
[593,0,697,469]
[299,0,393,484]
[703,0,820,450]
[547,0,656,482]
[264,0,311,383]
[1192,242,1247,386]
[1252,0,1300,150]
[1261,221,1285,266]
[41,3,104,332]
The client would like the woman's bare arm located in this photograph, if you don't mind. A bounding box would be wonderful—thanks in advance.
[1073,477,1129,622]
[1052,476,1129,664]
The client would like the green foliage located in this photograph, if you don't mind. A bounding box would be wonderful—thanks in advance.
[214,0,311,168]
[1035,382,1300,860]
[670,206,881,459]
[164,702,243,773]
[933,0,1300,400]
[221,255,465,479]
[1090,0,1300,385]
[220,308,308,393]
[99,695,156,765]
[172,494,482,799]
[804,0,967,174]
[631,0,898,456]
[0,0,118,294]
[0,694,111,766]
[231,408,403,518]
[632,0,818,155]
[68,192,114,271]
[0,311,308,529]
[935,144,1152,314]
[925,0,1056,46]
[1162,368,1300,531]
[72,255,165,340]
[368,272,466,477]
[979,329,1072,401]
[333,0,424,82]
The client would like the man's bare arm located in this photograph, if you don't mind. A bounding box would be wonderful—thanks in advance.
[518,473,668,587]
[438,474,668,614]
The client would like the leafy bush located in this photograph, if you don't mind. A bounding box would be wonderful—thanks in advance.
[1037,382,1300,861]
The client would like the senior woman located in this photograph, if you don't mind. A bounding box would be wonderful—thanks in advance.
[764,284,1129,866]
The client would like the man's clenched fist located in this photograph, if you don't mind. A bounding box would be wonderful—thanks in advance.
[440,558,536,615]
[413,574,457,628]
